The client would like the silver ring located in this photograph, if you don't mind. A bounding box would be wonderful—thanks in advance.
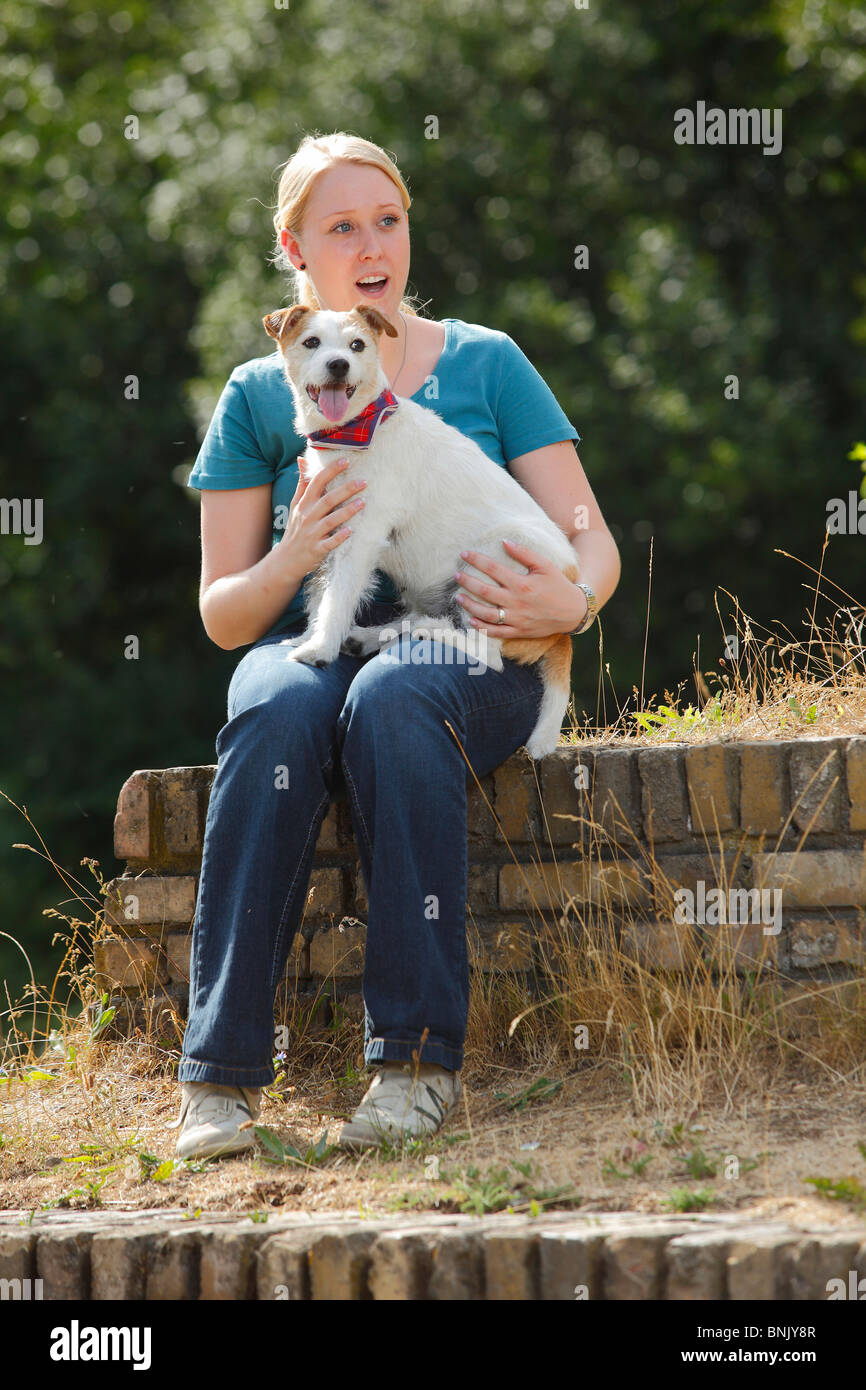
[497,607,506,624]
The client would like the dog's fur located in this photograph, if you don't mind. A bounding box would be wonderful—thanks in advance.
[262,303,579,758]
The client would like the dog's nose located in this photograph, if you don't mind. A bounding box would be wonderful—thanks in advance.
[326,357,350,379]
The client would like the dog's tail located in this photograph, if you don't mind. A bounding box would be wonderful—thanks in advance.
[499,632,574,758]
[498,559,581,759]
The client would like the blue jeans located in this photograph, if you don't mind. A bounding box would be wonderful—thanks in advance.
[178,598,545,1084]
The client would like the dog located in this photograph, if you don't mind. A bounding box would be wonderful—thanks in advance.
[262,302,579,758]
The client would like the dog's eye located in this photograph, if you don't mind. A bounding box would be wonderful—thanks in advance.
[301,336,320,349]
[349,339,365,352]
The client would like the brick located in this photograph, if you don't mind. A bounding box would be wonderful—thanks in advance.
[790,741,842,834]
[847,737,866,832]
[308,1228,381,1300]
[538,747,589,847]
[94,937,168,992]
[353,865,368,914]
[484,1228,539,1300]
[664,1230,732,1299]
[309,919,366,977]
[103,875,197,930]
[159,769,202,857]
[651,852,742,918]
[428,1230,484,1300]
[789,919,865,968]
[165,931,191,984]
[113,770,155,861]
[787,1235,863,1300]
[284,929,310,980]
[685,744,738,833]
[305,867,343,918]
[0,1230,35,1282]
[704,921,779,971]
[493,757,538,843]
[739,742,787,836]
[36,1230,91,1300]
[468,921,533,971]
[620,920,695,971]
[91,1227,156,1300]
[754,850,866,908]
[199,1227,267,1300]
[499,861,589,912]
[466,775,498,848]
[145,1229,200,1299]
[368,1228,435,1300]
[257,1230,317,1301]
[315,801,340,852]
[601,1224,692,1299]
[467,863,498,912]
[637,748,689,842]
[591,748,642,849]
[726,1233,806,1299]
[539,1228,604,1299]
[589,861,650,908]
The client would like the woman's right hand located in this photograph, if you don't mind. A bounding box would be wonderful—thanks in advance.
[277,455,367,576]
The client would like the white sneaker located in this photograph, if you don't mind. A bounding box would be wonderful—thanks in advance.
[169,1082,261,1160]
[338,1061,462,1151]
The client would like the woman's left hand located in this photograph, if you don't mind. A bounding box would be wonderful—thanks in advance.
[453,539,585,639]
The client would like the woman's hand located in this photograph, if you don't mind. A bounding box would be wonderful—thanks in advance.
[453,539,586,639]
[277,455,368,577]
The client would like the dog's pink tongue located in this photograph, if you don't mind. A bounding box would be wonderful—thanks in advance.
[318,386,349,423]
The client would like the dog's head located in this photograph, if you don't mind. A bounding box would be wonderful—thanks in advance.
[263,304,399,435]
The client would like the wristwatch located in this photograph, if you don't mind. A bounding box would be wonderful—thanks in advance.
[569,581,598,635]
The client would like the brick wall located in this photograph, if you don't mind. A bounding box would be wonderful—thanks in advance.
[97,735,866,1035]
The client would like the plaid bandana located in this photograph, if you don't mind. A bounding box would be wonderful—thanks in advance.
[308,386,399,451]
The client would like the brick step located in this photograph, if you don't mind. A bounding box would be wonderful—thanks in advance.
[1,1208,864,1300]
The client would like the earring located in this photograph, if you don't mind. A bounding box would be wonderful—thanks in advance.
[299,263,306,270]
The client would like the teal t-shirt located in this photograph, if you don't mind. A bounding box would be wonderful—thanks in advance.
[187,317,581,639]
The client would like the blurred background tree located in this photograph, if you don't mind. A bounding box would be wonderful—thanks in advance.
[1,0,864,1005]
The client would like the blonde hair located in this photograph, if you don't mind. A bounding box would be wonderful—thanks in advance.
[271,132,423,318]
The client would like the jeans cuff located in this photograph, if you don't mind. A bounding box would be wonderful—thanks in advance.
[364,1037,463,1071]
[178,1057,274,1087]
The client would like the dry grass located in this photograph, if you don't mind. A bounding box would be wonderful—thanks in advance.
[2,555,866,1225]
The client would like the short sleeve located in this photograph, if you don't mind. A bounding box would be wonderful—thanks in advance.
[496,334,581,463]
[187,370,276,491]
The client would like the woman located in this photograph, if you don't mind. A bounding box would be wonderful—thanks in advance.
[173,132,621,1159]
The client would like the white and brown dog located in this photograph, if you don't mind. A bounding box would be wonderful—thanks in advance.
[262,303,578,758]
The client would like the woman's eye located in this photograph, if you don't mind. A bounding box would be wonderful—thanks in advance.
[302,336,320,349]
[331,215,399,233]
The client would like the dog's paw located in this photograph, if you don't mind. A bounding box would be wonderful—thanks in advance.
[285,641,333,668]
[342,624,395,656]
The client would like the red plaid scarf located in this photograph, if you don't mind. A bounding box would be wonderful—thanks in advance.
[308,386,399,451]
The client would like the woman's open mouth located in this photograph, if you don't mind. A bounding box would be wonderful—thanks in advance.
[355,275,389,298]
[307,382,357,423]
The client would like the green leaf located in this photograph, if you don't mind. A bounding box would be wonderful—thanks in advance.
[253,1125,287,1162]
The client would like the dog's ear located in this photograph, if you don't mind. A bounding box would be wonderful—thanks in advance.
[263,305,313,342]
[352,305,400,340]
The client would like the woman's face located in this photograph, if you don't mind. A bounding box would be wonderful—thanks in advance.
[281,162,410,321]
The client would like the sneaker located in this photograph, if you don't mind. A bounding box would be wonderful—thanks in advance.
[338,1061,462,1151]
[168,1082,262,1161]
